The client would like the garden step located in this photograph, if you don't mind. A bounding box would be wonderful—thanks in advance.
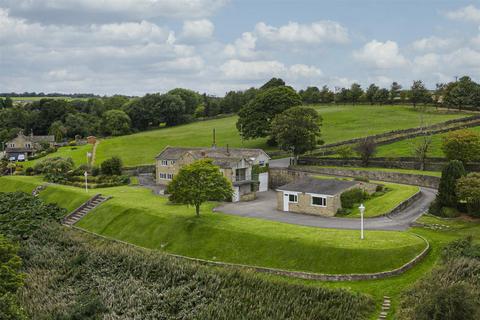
[63,195,110,226]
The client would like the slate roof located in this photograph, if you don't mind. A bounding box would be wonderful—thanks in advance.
[30,135,55,143]
[277,178,358,196]
[155,146,270,163]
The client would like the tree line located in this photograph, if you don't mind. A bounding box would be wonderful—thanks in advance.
[1,75,479,147]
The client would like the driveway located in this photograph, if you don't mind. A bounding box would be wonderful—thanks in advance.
[214,188,436,231]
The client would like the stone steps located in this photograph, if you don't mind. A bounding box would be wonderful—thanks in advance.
[378,296,391,320]
[63,195,110,226]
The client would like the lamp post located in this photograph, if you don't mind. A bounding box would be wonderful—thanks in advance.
[84,171,88,193]
[359,203,365,240]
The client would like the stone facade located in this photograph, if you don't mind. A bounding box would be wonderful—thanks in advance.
[276,190,343,217]
[155,146,270,202]
[4,131,55,161]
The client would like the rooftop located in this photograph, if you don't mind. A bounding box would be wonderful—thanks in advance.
[277,178,358,196]
[155,146,269,162]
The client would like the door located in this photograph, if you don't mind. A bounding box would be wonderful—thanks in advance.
[283,192,289,212]
[258,172,268,192]
[232,186,240,202]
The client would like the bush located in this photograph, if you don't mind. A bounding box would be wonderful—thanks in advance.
[340,188,367,209]
[441,237,480,262]
[375,184,384,192]
[91,166,100,176]
[354,176,369,182]
[336,145,355,158]
[25,167,34,176]
[441,206,460,218]
[100,157,123,176]
[336,208,352,215]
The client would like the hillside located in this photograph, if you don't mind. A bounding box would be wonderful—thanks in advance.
[94,105,468,167]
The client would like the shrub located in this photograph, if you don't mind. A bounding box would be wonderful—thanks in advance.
[354,176,369,182]
[435,160,466,212]
[100,157,123,176]
[442,129,480,164]
[69,140,77,146]
[340,188,367,209]
[375,184,384,192]
[354,138,377,166]
[440,207,460,218]
[441,237,480,262]
[25,167,34,176]
[336,145,355,158]
[91,166,100,176]
[456,173,480,217]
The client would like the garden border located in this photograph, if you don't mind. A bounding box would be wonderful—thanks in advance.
[70,225,429,282]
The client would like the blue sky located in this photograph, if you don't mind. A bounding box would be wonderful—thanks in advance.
[1,0,479,95]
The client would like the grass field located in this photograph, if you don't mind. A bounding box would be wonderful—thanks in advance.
[22,144,93,169]
[377,125,480,158]
[0,176,426,275]
[303,165,442,177]
[94,105,469,167]
[1,96,90,101]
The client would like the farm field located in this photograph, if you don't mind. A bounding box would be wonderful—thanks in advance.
[376,125,480,158]
[95,105,470,167]
[1,96,90,101]
[0,175,426,275]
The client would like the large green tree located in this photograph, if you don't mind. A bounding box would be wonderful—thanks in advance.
[365,84,379,105]
[159,94,187,126]
[0,236,25,320]
[410,80,430,108]
[456,173,480,216]
[168,88,201,115]
[350,83,363,105]
[390,82,402,103]
[236,86,302,140]
[167,159,232,216]
[260,77,285,90]
[442,129,480,164]
[102,110,131,136]
[437,160,466,209]
[270,106,323,157]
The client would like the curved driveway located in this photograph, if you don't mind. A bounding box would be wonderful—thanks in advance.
[215,188,436,231]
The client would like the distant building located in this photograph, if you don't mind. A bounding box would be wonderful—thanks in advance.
[86,136,97,145]
[155,146,270,202]
[276,178,365,216]
[4,131,55,161]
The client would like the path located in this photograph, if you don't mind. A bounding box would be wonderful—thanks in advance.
[215,188,435,231]
[90,140,100,166]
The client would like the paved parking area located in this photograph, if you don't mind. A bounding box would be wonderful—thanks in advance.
[215,188,435,231]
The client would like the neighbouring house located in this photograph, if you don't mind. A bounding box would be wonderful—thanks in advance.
[4,131,55,161]
[276,177,371,217]
[155,146,270,202]
[87,136,97,145]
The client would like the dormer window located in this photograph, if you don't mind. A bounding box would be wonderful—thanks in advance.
[9,143,15,148]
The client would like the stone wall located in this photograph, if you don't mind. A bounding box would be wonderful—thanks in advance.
[123,165,155,176]
[270,166,440,189]
[73,226,430,282]
[298,157,480,172]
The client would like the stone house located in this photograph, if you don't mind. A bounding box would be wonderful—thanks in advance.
[4,131,55,161]
[155,146,270,202]
[276,178,374,217]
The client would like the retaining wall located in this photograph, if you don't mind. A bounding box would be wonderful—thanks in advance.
[72,226,430,282]
[297,157,480,172]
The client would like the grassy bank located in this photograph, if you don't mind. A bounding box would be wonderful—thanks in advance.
[1,176,426,275]
[305,165,441,177]
[376,125,480,158]
[22,143,93,169]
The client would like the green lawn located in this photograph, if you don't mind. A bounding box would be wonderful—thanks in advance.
[94,105,469,167]
[312,175,420,218]
[0,176,426,275]
[345,182,419,218]
[22,144,93,169]
[377,125,480,158]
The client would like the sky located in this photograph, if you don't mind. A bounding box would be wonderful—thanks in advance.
[1,0,480,96]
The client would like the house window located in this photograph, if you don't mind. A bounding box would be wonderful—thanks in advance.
[288,194,298,203]
[161,160,168,166]
[312,196,327,207]
[259,160,265,167]
[159,173,167,179]
[235,168,246,181]
[167,173,174,180]
[170,160,176,165]
[9,144,15,148]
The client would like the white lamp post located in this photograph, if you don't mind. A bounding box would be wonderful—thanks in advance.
[84,171,88,193]
[359,203,365,240]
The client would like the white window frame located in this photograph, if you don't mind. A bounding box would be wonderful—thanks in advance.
[167,173,174,180]
[159,173,167,179]
[288,194,298,203]
[311,196,327,207]
[161,160,168,166]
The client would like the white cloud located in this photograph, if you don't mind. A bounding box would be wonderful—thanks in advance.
[220,59,322,81]
[181,19,214,41]
[446,5,480,23]
[353,40,409,69]
[414,53,441,70]
[224,32,257,59]
[411,36,454,51]
[0,0,228,22]
[254,21,349,45]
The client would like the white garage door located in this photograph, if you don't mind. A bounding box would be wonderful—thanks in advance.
[258,172,268,192]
